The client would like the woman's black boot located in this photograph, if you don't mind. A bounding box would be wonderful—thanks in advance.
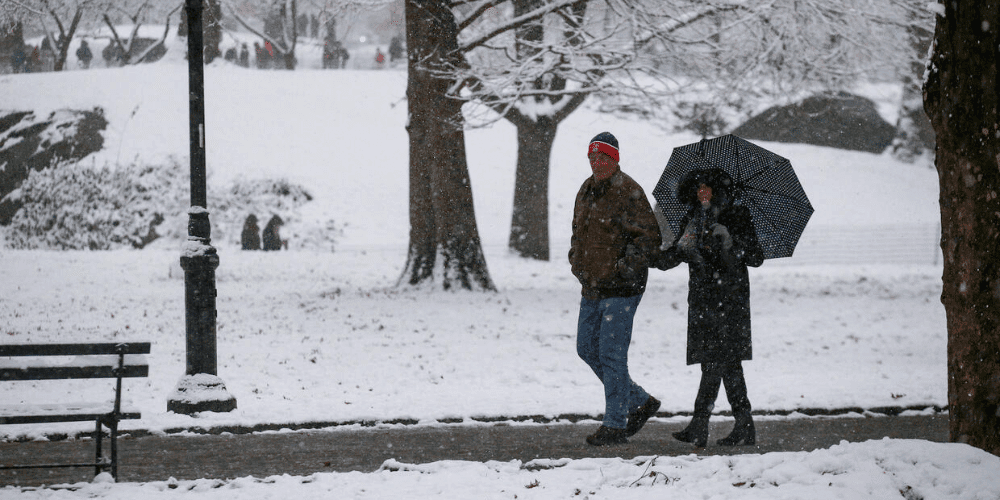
[672,415,709,447]
[676,364,721,447]
[718,363,754,446]
[716,412,755,446]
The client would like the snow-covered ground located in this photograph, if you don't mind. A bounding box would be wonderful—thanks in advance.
[3,29,991,500]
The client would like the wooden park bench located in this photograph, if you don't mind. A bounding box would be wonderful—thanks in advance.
[0,342,150,480]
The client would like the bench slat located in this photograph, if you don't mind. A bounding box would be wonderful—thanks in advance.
[0,402,141,425]
[0,343,151,356]
[0,365,149,381]
[0,342,150,480]
[0,412,142,425]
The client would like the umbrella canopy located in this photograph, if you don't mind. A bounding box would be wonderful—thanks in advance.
[652,134,814,260]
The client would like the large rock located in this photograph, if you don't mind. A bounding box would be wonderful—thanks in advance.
[731,92,896,154]
[0,108,107,225]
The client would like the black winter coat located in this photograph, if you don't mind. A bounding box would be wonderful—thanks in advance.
[655,200,764,365]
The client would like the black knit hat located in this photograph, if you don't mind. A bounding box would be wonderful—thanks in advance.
[588,132,619,161]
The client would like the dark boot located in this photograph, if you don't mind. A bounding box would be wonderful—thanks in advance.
[625,395,661,437]
[586,425,628,446]
[717,362,755,446]
[672,415,709,447]
[674,363,722,447]
[717,412,755,446]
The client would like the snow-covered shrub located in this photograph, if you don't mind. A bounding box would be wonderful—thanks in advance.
[4,159,186,250]
[149,175,341,251]
[2,158,340,251]
[208,178,313,248]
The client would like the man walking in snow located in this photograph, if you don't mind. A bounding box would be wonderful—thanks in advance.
[569,131,662,445]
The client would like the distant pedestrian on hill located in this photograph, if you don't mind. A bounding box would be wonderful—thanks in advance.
[239,43,250,68]
[10,43,27,73]
[570,131,662,446]
[374,47,385,68]
[255,41,269,69]
[102,41,123,67]
[322,40,339,69]
[262,215,284,251]
[338,46,349,69]
[76,40,93,69]
[651,168,764,447]
[39,37,54,72]
[388,36,404,62]
[241,214,261,251]
[27,45,40,72]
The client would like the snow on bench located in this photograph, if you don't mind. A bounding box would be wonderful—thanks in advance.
[0,342,150,480]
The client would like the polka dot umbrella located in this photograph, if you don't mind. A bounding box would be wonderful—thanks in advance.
[652,134,814,260]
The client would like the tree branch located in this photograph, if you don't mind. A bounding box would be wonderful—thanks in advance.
[459,0,580,54]
[456,0,504,32]
[223,0,289,53]
[134,2,182,64]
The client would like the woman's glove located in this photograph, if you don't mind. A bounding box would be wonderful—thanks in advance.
[710,223,733,251]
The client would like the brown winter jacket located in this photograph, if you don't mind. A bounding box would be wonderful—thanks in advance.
[569,169,662,300]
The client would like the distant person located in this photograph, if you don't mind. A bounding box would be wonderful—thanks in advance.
[570,131,662,446]
[264,41,275,69]
[322,40,338,69]
[651,168,765,447]
[241,214,261,250]
[10,43,27,73]
[338,45,349,69]
[374,47,385,68]
[254,41,269,69]
[239,43,249,68]
[262,215,284,251]
[39,37,55,72]
[102,40,123,67]
[27,45,40,72]
[388,36,404,62]
[76,40,93,69]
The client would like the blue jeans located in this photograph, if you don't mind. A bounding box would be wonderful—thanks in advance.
[577,294,650,429]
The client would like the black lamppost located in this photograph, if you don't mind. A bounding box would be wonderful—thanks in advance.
[167,0,236,414]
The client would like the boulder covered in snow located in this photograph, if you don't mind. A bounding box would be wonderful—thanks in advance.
[731,92,896,154]
[0,108,107,224]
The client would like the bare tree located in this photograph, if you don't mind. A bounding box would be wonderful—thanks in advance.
[102,1,182,65]
[0,0,96,71]
[923,0,1000,457]
[0,0,193,69]
[419,0,930,261]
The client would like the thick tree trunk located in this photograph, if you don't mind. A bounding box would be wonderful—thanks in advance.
[400,0,494,291]
[509,118,555,261]
[923,0,1000,456]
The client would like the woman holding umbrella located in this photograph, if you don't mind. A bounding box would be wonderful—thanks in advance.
[653,168,765,447]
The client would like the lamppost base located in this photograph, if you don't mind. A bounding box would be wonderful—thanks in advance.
[167,373,237,414]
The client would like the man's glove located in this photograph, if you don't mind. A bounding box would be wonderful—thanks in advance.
[617,244,642,280]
